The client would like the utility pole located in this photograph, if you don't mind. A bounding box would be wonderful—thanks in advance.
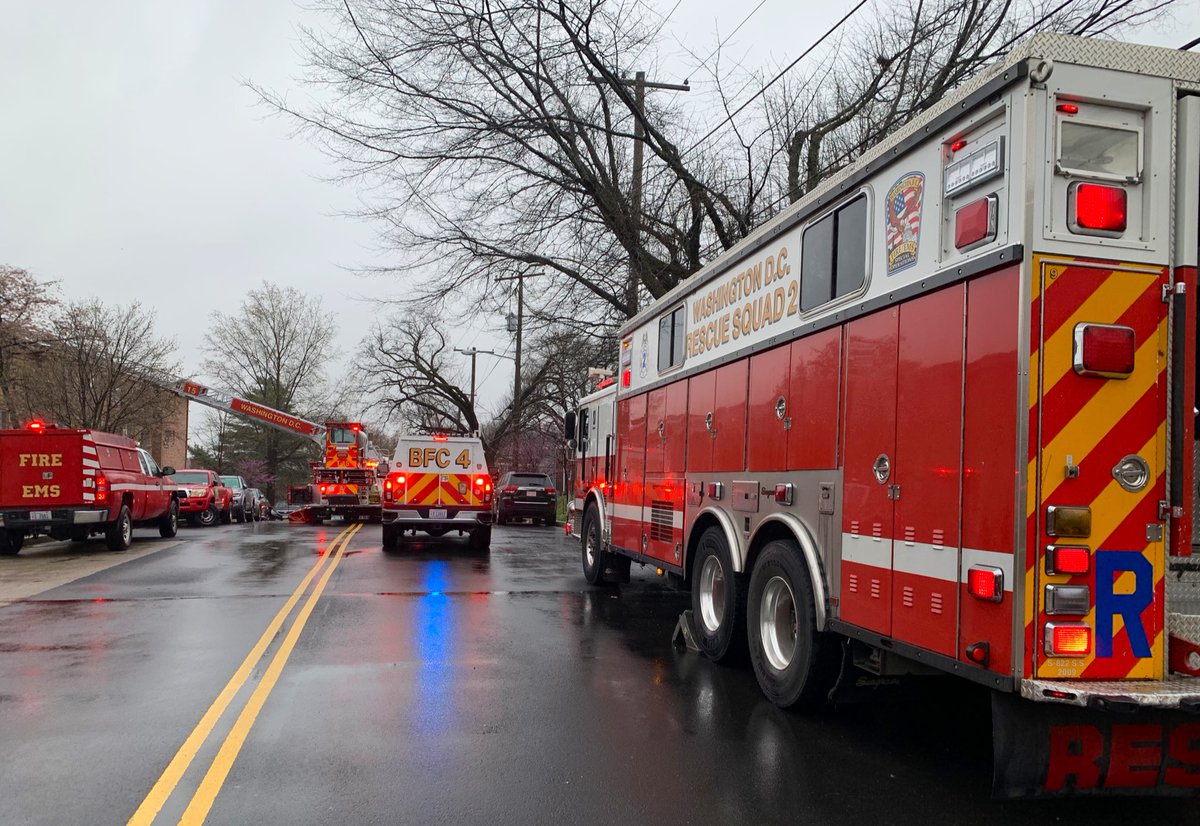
[454,347,496,412]
[592,71,689,317]
[497,270,545,469]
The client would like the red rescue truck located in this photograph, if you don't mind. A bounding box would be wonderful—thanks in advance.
[0,420,180,553]
[567,35,1200,796]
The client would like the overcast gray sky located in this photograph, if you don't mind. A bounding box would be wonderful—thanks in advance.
[2,1,1195,437]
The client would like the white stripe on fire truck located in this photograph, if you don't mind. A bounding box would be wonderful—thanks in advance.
[82,493,95,502]
[82,446,98,456]
[82,458,100,469]
[111,483,167,492]
[607,502,684,529]
[83,468,96,477]
[841,533,1015,592]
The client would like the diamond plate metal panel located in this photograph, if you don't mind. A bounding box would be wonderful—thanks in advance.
[1021,675,1200,708]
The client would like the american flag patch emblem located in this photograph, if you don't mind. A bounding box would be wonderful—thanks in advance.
[885,172,925,275]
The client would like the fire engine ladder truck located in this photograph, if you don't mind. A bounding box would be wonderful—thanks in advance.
[160,378,385,524]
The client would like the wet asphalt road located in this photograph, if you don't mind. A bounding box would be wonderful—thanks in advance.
[1,521,1198,825]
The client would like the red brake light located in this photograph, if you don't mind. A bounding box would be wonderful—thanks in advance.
[545,487,556,495]
[475,476,486,487]
[1046,623,1091,656]
[504,485,518,493]
[319,485,327,494]
[1069,182,1126,235]
[1074,323,1135,378]
[95,472,109,504]
[953,194,997,251]
[967,566,1004,603]
[1046,545,1091,576]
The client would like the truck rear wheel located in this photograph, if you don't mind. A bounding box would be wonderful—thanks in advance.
[159,500,179,539]
[106,506,133,552]
[470,526,491,551]
[382,523,401,551]
[747,539,839,710]
[0,529,23,556]
[691,526,746,662]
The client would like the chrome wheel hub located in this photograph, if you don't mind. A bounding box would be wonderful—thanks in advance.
[698,555,726,633]
[760,575,797,671]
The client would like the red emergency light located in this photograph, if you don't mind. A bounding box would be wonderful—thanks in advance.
[25,419,46,431]
[1074,323,1135,378]
[1056,102,1080,115]
[953,195,996,251]
[1046,545,1090,576]
[1069,182,1127,235]
[949,138,967,153]
[1045,622,1091,657]
[967,565,1004,603]
[621,369,631,388]
[433,434,448,442]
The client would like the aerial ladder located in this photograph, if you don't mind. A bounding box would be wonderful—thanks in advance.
[164,378,385,524]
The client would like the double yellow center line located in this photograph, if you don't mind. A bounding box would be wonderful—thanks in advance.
[130,523,362,825]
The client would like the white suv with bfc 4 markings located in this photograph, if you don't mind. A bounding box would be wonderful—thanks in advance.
[380,435,493,551]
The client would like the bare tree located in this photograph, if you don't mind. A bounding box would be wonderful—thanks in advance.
[767,0,1176,205]
[24,299,180,440]
[0,266,58,428]
[201,282,341,496]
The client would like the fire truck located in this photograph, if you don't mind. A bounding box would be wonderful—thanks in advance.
[166,380,385,523]
[567,35,1200,796]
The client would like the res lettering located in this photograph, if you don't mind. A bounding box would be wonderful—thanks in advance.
[18,453,63,467]
[22,484,61,498]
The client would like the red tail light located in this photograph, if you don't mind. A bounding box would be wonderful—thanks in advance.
[1045,623,1092,657]
[475,476,486,486]
[545,487,556,495]
[504,485,518,493]
[95,472,109,504]
[1074,323,1135,378]
[967,566,1004,603]
[1046,545,1091,575]
[622,369,631,387]
[1069,182,1126,236]
[319,485,327,494]
[384,473,406,503]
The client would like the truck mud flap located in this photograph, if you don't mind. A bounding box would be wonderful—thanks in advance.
[992,691,1200,798]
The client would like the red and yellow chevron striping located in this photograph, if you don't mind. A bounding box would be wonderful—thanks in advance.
[1026,255,1168,681]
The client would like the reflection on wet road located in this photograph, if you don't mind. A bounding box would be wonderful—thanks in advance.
[0,521,1196,824]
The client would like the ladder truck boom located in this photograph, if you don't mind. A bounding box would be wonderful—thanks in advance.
[169,380,326,445]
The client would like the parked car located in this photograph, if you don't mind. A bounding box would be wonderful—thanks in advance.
[170,469,233,526]
[242,488,271,522]
[220,475,254,523]
[0,420,179,554]
[493,471,557,526]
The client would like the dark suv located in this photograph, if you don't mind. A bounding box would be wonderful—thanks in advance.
[494,472,557,526]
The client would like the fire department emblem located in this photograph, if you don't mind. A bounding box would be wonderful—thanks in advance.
[639,331,650,378]
[885,172,925,276]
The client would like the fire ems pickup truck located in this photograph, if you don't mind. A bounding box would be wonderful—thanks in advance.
[0,420,180,554]
[381,434,493,550]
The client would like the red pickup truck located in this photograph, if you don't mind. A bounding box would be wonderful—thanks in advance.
[0,420,180,554]
[171,469,233,526]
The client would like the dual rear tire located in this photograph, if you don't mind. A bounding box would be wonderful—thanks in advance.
[691,530,838,710]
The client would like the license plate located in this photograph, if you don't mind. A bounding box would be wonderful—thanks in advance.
[429,508,448,520]
[30,510,52,520]
[526,491,538,498]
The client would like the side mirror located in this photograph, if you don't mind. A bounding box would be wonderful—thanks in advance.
[567,438,578,450]
[159,466,176,477]
[564,410,576,440]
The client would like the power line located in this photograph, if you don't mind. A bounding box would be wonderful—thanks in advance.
[681,0,771,84]
[682,0,870,157]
